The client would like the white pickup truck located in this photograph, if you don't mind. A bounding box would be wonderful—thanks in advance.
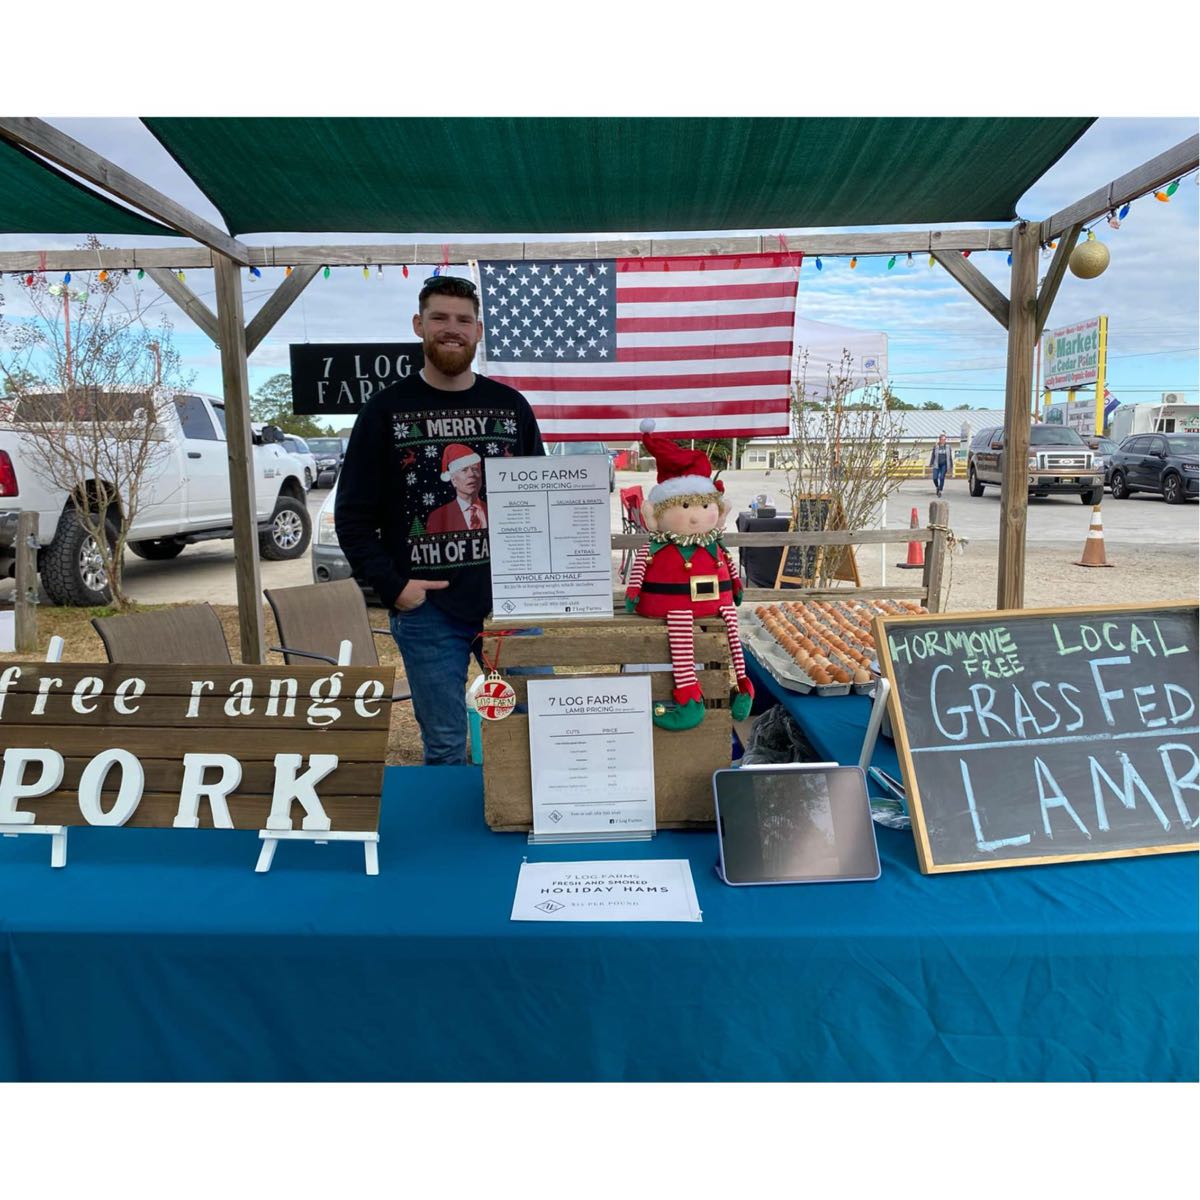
[0,390,312,606]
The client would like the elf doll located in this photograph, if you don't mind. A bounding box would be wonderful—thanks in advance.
[625,419,754,731]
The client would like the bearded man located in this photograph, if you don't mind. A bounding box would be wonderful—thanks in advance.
[336,275,544,765]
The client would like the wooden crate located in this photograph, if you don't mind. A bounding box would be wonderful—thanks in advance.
[480,614,733,831]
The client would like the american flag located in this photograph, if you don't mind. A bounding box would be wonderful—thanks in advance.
[475,252,801,441]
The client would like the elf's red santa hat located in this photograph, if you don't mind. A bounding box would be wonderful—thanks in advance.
[439,443,481,481]
[640,417,724,504]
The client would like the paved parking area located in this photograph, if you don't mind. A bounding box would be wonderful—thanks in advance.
[3,472,1194,610]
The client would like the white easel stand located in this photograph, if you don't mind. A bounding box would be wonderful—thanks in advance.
[1,823,68,866]
[858,678,892,773]
[255,830,380,875]
[253,639,382,875]
[2,637,68,867]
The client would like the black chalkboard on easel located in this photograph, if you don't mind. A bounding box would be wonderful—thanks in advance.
[874,601,1199,874]
[774,495,860,588]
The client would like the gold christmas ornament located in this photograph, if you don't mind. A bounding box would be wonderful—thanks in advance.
[1069,232,1110,279]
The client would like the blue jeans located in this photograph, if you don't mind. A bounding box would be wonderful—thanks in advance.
[932,463,947,493]
[390,602,483,766]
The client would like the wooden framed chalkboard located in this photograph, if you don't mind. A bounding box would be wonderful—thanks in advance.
[773,495,861,588]
[874,601,1199,874]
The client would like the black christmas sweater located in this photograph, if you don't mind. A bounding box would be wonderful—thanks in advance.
[335,371,545,623]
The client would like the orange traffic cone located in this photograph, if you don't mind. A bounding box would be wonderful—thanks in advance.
[896,507,925,569]
[1076,504,1114,568]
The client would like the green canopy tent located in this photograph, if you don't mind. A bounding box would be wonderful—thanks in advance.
[140,116,1093,233]
[0,116,1195,661]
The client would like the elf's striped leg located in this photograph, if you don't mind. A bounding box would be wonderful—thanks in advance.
[719,604,755,720]
[654,611,705,731]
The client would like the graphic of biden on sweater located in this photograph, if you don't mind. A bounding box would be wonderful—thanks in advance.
[425,442,489,533]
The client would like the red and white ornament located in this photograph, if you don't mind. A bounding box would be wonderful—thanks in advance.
[474,672,516,721]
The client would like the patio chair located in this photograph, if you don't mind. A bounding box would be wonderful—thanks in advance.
[91,604,233,664]
[618,484,647,584]
[264,578,411,701]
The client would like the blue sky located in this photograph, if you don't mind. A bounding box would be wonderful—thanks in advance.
[1,117,1196,423]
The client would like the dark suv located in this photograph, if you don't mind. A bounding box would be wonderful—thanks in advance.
[968,424,1102,504]
[1108,433,1199,504]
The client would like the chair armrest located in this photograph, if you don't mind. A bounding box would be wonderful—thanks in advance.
[268,644,339,666]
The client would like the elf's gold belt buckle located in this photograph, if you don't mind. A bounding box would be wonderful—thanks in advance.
[690,574,719,601]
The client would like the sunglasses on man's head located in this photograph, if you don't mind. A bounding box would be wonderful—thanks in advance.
[422,274,477,293]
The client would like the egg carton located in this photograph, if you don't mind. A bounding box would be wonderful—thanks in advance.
[744,622,854,697]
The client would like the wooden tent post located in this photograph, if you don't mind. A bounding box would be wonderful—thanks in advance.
[213,253,265,663]
[997,222,1040,610]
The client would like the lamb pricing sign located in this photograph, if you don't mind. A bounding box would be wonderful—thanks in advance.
[0,664,394,845]
[1044,317,1102,391]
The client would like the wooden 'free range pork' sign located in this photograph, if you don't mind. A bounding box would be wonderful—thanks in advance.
[0,664,395,833]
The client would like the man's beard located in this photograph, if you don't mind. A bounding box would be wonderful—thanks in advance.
[424,335,477,376]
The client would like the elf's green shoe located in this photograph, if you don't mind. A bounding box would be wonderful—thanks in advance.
[731,689,753,721]
[652,697,706,731]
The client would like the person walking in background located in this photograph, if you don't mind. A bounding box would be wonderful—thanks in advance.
[929,433,951,497]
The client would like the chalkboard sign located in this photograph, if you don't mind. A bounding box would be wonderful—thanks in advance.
[289,342,424,415]
[875,602,1199,874]
[774,495,860,587]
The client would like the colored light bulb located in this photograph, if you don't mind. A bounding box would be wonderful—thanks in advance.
[137,268,144,280]
[1166,180,1179,197]
[814,257,822,271]
[1118,203,1130,219]
[849,257,857,269]
[1154,190,1169,202]
[887,256,896,270]
[402,264,409,278]
[63,272,71,284]
[285,266,293,277]
[323,266,330,279]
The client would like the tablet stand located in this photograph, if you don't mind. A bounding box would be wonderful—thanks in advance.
[858,679,892,773]
[1,637,69,868]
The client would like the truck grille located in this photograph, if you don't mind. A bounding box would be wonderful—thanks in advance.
[1037,452,1092,470]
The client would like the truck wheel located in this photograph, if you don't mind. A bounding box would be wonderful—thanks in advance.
[41,508,118,606]
[1110,470,1130,499]
[1081,487,1103,505]
[1162,473,1185,504]
[968,465,984,497]
[260,494,311,560]
[128,538,186,560]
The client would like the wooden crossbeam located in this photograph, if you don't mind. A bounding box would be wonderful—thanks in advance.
[143,267,219,343]
[0,117,253,265]
[245,265,320,356]
[0,228,1015,274]
[931,251,1010,328]
[1041,134,1199,242]
[1035,223,1083,338]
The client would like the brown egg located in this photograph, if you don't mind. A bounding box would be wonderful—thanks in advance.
[829,667,851,684]
[853,668,872,684]
[810,668,831,685]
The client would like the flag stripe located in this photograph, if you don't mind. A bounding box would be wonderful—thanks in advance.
[615,281,798,304]
[619,326,793,348]
[513,385,781,406]
[618,252,802,274]
[616,340,792,362]
[616,310,795,334]
[487,358,789,381]
[537,413,790,438]
[619,296,793,319]
[612,266,801,290]
[533,399,786,421]
[496,372,789,394]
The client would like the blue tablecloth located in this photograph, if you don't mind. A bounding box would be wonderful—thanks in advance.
[1,764,1195,1081]
[745,650,902,776]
